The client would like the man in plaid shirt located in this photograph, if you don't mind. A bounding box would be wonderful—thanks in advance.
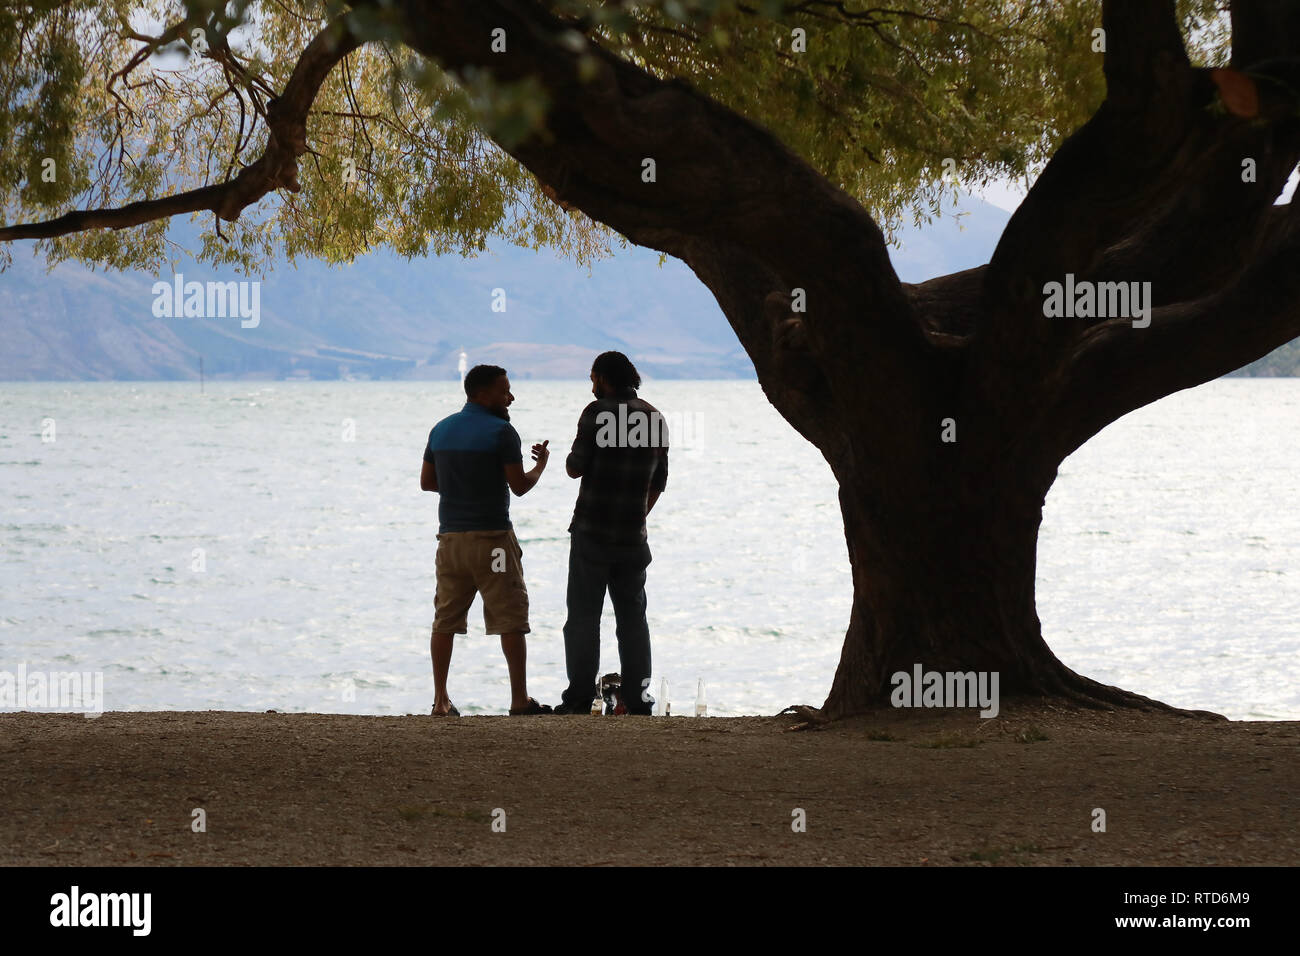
[553,351,667,715]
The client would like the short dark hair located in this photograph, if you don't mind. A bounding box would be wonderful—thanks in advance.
[591,351,641,390]
[464,364,507,398]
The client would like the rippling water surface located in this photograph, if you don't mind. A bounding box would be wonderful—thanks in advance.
[1,379,1296,719]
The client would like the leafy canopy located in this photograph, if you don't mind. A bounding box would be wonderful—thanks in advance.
[0,0,1229,274]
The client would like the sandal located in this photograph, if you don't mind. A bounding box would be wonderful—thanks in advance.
[508,697,553,716]
[431,702,461,717]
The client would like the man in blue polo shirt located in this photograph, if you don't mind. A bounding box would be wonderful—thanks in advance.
[420,364,552,716]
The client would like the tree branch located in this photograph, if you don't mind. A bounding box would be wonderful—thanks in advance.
[1231,0,1300,66]
[0,14,363,242]
[1021,0,1300,456]
[379,0,921,398]
[1086,112,1300,302]
[982,0,1196,358]
[1039,200,1300,461]
[1075,0,1300,307]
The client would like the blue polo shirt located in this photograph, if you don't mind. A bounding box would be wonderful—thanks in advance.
[424,402,523,532]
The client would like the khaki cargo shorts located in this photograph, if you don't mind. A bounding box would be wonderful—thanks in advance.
[433,529,530,635]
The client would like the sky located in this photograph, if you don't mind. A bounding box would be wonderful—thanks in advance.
[970,180,1027,214]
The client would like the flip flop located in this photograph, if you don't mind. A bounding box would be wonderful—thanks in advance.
[508,697,553,716]
[431,702,461,717]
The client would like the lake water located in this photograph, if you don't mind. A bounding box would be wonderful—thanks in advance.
[1,379,1297,719]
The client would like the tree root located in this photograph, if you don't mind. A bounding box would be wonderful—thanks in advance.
[814,661,1229,724]
[775,704,829,731]
[1044,667,1228,720]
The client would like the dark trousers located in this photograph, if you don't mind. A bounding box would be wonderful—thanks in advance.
[561,531,654,714]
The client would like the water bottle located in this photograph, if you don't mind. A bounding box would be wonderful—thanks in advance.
[695,678,707,717]
[590,678,602,715]
[658,678,669,716]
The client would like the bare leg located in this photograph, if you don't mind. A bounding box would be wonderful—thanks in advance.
[431,628,455,714]
[500,632,530,711]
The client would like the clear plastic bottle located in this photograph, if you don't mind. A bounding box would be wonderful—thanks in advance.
[658,678,669,716]
[695,678,707,717]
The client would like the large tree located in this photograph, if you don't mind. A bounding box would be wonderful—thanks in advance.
[3,0,1292,719]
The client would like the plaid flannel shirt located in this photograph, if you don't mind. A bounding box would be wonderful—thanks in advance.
[566,388,668,544]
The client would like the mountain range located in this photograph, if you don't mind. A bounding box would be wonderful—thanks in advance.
[0,192,1291,379]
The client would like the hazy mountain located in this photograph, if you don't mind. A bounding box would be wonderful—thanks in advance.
[1,192,1290,379]
[2,221,752,380]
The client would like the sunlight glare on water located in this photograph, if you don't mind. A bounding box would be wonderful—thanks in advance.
[1,379,1296,719]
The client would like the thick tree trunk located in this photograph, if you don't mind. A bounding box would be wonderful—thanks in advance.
[819,452,1213,719]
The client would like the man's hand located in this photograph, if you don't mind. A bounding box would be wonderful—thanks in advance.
[505,439,549,496]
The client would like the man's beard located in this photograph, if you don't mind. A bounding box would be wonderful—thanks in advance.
[491,405,510,421]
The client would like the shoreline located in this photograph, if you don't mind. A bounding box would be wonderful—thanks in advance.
[3,702,1296,866]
